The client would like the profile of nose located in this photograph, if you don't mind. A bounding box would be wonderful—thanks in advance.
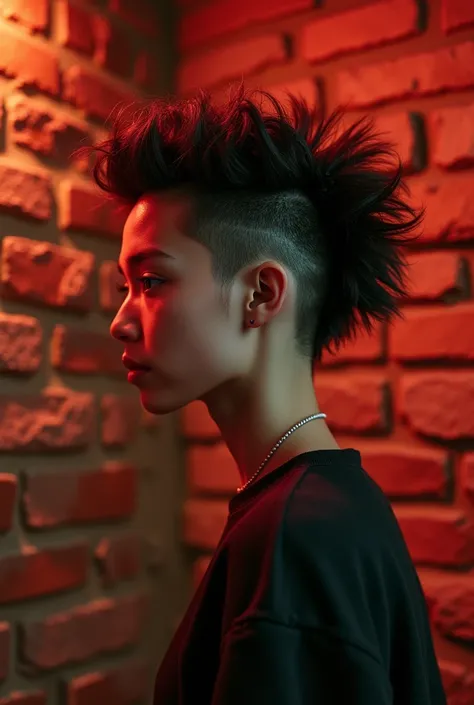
[110,317,140,342]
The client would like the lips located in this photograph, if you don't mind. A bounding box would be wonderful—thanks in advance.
[122,355,152,372]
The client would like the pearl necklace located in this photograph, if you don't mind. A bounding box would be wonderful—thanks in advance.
[236,413,327,493]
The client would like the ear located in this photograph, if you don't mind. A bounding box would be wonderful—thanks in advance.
[245,260,290,325]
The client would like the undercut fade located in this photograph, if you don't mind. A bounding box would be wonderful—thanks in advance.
[78,83,424,364]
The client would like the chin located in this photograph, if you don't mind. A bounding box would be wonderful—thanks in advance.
[139,389,189,417]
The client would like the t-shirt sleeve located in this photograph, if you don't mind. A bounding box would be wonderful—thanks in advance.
[211,616,393,705]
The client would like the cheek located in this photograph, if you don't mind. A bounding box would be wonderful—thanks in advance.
[144,293,241,376]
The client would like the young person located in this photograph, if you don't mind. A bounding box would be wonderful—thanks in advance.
[83,85,447,704]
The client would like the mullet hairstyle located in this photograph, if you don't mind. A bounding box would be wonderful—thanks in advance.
[79,83,424,363]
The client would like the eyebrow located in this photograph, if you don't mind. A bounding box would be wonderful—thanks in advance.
[117,247,175,274]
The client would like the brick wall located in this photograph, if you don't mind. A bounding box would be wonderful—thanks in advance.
[177,0,474,700]
[0,1,190,704]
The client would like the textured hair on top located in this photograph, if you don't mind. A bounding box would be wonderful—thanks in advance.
[80,82,424,363]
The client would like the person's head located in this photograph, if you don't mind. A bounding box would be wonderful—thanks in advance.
[82,84,423,415]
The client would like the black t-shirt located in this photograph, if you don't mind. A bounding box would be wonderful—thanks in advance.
[153,449,447,704]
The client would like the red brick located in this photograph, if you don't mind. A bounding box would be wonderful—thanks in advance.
[180,0,312,52]
[181,401,220,439]
[58,181,127,238]
[57,0,94,55]
[101,394,140,447]
[99,260,124,313]
[320,321,383,367]
[51,325,124,376]
[424,578,474,643]
[265,78,320,109]
[188,443,239,494]
[193,556,211,590]
[438,659,474,704]
[94,15,132,78]
[0,475,17,532]
[405,252,466,301]
[442,0,474,33]
[390,304,474,362]
[0,161,51,221]
[23,462,137,528]
[0,387,94,451]
[314,375,388,433]
[1,236,94,312]
[359,443,449,498]
[21,593,147,669]
[7,95,91,169]
[375,112,423,172]
[429,103,474,170]
[336,41,474,108]
[394,506,474,567]
[62,66,137,122]
[183,498,228,550]
[0,313,42,373]
[407,174,474,242]
[0,623,9,681]
[134,50,159,91]
[66,659,149,705]
[460,453,474,509]
[178,35,288,94]
[0,692,46,705]
[0,23,59,96]
[0,543,88,603]
[400,372,474,440]
[110,0,159,37]
[95,534,141,587]
[0,0,49,33]
[302,0,419,64]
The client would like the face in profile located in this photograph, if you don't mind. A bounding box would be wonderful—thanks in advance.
[110,191,251,415]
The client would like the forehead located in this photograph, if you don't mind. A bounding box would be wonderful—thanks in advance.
[120,191,195,256]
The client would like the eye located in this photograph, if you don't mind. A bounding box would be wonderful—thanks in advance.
[139,275,166,292]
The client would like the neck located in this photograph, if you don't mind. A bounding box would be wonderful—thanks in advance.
[201,363,340,489]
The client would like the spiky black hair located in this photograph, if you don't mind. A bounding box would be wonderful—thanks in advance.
[79,83,424,363]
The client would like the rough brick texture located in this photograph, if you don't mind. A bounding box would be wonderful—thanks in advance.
[179,0,313,51]
[178,35,288,93]
[58,181,127,238]
[0,388,94,451]
[301,0,420,65]
[62,66,136,122]
[0,0,49,34]
[51,325,124,376]
[0,314,42,373]
[21,593,148,670]
[0,163,52,221]
[7,96,91,169]
[429,103,474,169]
[442,0,474,33]
[0,23,59,96]
[95,534,142,587]
[0,543,88,604]
[336,42,474,108]
[390,303,474,361]
[65,659,149,705]
[23,463,137,528]
[0,0,170,700]
[1,236,94,312]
